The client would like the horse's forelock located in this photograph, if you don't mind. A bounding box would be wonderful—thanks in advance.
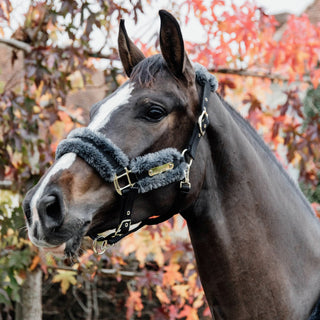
[130,54,165,87]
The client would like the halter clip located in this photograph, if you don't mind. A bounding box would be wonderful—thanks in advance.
[93,236,110,255]
[180,149,193,192]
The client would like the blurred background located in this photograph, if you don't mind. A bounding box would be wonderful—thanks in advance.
[0,0,320,319]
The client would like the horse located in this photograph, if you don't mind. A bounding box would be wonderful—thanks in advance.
[23,10,320,320]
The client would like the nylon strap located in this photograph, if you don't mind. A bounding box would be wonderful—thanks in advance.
[185,81,211,160]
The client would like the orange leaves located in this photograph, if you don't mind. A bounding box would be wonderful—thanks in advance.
[271,14,320,85]
[29,255,41,272]
[118,216,208,318]
[49,109,82,152]
[156,285,171,304]
[163,263,184,286]
[178,304,199,320]
[121,228,166,267]
[182,0,320,90]
[125,290,143,319]
[311,69,320,89]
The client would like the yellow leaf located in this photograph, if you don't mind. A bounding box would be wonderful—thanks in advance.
[33,105,41,114]
[67,70,84,90]
[193,291,205,309]
[39,92,53,107]
[172,284,189,300]
[156,286,170,304]
[49,120,65,140]
[52,270,77,294]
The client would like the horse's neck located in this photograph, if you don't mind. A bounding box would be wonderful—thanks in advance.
[184,93,320,320]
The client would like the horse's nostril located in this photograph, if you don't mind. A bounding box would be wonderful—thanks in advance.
[38,194,64,231]
[45,195,59,218]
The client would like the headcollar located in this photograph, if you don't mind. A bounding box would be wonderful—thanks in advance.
[55,63,218,254]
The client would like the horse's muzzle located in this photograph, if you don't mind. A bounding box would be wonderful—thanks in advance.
[23,187,89,254]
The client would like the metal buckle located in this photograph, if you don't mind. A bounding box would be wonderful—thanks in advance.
[198,108,209,136]
[113,167,135,195]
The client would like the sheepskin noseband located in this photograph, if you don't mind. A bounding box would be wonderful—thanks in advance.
[55,63,218,195]
[56,128,187,194]
[54,63,218,252]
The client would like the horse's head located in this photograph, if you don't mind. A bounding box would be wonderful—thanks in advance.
[23,10,212,256]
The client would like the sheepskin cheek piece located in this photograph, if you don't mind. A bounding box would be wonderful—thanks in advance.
[55,127,188,194]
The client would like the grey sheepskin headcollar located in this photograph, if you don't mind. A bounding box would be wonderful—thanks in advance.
[56,128,187,194]
[55,63,217,194]
[194,62,218,92]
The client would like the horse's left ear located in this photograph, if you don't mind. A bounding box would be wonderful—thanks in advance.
[159,10,192,79]
[118,19,146,77]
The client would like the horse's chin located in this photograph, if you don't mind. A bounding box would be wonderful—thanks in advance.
[37,233,83,259]
[41,243,66,257]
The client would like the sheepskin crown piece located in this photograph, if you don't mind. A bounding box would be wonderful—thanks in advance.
[194,62,218,92]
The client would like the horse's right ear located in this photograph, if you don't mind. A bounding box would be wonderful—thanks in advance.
[118,19,145,77]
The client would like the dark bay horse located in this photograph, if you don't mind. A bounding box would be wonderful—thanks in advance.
[23,10,320,320]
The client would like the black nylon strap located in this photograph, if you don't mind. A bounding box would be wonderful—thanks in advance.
[91,79,212,250]
[93,187,138,245]
[186,81,211,159]
[117,187,138,234]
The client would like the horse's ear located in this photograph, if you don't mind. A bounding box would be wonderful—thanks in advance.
[159,10,190,78]
[118,19,145,77]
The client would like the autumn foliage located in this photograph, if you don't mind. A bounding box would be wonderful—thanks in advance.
[0,0,320,319]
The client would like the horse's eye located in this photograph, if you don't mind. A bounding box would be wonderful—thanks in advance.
[144,106,167,122]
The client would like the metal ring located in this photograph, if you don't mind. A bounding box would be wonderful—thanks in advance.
[93,237,108,255]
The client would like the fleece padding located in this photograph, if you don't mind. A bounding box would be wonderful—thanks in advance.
[56,128,187,194]
[194,62,218,92]
[55,63,218,194]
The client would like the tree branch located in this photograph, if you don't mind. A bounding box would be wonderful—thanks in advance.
[0,37,113,60]
[0,37,312,84]
[87,52,114,60]
[51,265,143,279]
[0,180,13,189]
[0,37,32,53]
[211,67,312,84]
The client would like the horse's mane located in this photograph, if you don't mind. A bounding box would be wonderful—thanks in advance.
[218,93,315,216]
[127,56,313,216]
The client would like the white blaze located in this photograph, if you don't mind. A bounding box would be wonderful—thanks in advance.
[30,153,77,223]
[89,82,134,131]
[30,82,133,226]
